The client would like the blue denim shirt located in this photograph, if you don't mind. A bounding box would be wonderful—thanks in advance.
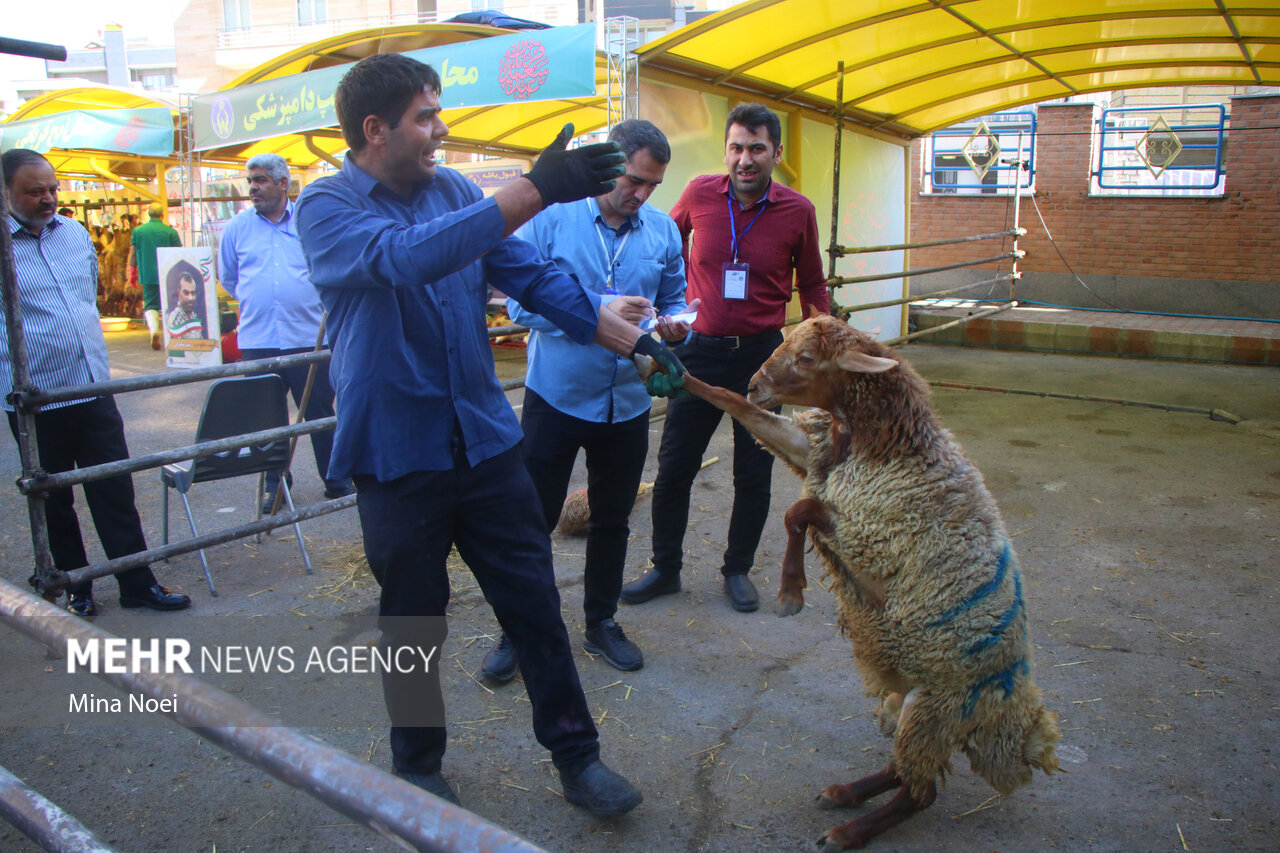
[295,158,601,481]
[510,197,687,423]
[218,199,326,349]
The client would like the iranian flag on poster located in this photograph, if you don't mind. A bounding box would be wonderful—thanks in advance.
[157,247,222,369]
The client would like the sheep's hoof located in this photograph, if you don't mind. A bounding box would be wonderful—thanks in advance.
[815,830,857,851]
[775,595,804,617]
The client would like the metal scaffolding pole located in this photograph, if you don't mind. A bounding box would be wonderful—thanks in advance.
[0,765,120,853]
[882,301,1018,346]
[832,229,1025,256]
[827,251,1024,286]
[604,16,639,127]
[827,62,845,283]
[836,274,1015,313]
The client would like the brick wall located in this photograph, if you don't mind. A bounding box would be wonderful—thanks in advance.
[907,95,1280,318]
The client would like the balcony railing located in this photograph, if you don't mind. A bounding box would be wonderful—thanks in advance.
[217,12,442,49]
[215,5,567,50]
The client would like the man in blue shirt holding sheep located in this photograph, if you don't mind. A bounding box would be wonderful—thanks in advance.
[295,53,684,815]
[484,119,694,680]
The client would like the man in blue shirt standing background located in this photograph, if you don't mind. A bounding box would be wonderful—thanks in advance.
[484,119,696,681]
[218,152,353,513]
[295,53,684,815]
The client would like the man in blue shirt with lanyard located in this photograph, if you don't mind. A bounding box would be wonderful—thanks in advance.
[481,120,696,681]
[2,149,191,618]
[218,152,353,513]
[295,54,684,814]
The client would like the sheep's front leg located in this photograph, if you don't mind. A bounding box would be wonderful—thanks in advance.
[778,497,832,616]
[682,373,810,473]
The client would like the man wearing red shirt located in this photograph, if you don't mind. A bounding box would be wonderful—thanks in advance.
[621,103,830,613]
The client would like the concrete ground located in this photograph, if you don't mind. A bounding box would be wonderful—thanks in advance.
[1,329,1277,852]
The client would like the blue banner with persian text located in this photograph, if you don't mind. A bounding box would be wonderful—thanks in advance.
[191,24,597,152]
[0,108,175,157]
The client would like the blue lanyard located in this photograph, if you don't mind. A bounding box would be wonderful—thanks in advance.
[727,190,768,263]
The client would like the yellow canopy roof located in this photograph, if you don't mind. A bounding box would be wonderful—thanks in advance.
[637,0,1280,137]
[3,85,179,182]
[199,23,613,169]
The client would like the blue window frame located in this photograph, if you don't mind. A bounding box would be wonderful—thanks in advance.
[1093,104,1226,196]
[923,111,1036,195]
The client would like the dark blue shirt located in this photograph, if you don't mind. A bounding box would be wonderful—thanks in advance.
[295,158,601,481]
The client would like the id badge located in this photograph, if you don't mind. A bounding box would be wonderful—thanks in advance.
[722,262,749,300]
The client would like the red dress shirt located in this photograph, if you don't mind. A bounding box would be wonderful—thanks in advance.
[670,174,829,337]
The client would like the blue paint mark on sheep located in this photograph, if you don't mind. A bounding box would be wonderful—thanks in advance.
[964,569,1024,657]
[929,542,1012,628]
[961,658,1029,719]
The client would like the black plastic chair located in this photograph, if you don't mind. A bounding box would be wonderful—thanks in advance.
[161,374,312,595]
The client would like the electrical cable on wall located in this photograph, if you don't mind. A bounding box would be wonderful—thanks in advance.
[1028,191,1125,311]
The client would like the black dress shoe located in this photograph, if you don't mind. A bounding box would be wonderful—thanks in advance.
[583,619,643,671]
[481,633,518,683]
[559,759,642,816]
[119,584,191,611]
[67,592,97,619]
[724,574,759,612]
[619,568,680,604]
[395,769,460,806]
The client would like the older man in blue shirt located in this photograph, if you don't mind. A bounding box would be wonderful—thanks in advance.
[480,119,695,682]
[219,152,353,512]
[295,53,684,815]
[2,148,190,618]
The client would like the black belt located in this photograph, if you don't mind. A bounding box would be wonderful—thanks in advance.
[688,330,779,351]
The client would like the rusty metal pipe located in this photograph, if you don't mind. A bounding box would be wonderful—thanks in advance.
[827,251,1023,286]
[832,229,1024,256]
[838,274,1014,313]
[54,494,356,592]
[17,419,335,495]
[16,351,330,410]
[882,301,1016,346]
[0,765,120,853]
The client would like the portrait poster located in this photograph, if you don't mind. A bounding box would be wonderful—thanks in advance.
[157,247,222,369]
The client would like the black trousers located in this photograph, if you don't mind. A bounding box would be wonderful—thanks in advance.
[649,330,783,577]
[7,397,158,596]
[353,445,600,776]
[520,388,649,627]
[239,347,346,490]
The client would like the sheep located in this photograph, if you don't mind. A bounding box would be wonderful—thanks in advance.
[671,315,1061,849]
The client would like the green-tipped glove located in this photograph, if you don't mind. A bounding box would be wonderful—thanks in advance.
[525,123,626,206]
[631,334,689,399]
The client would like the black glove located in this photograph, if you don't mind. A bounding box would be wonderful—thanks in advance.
[525,123,625,207]
[631,334,688,398]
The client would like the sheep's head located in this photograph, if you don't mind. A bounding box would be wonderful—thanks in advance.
[747,316,897,415]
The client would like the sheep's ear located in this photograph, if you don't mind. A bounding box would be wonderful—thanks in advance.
[835,350,898,374]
